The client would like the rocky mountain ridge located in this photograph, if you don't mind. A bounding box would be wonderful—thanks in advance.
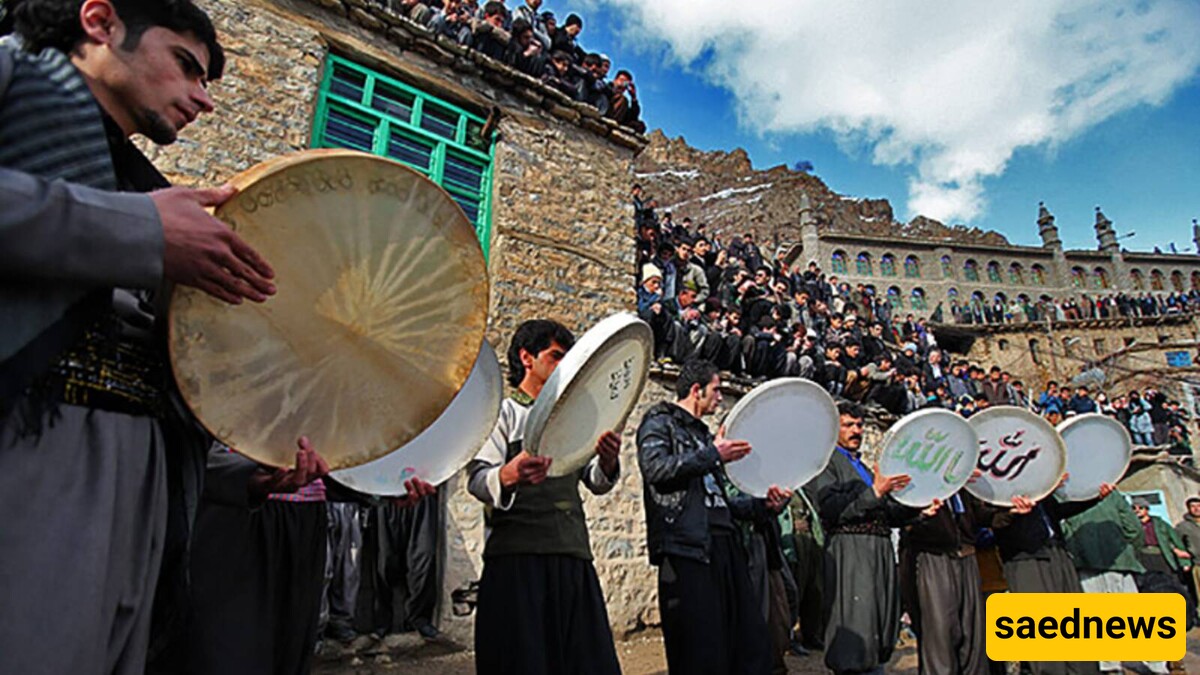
[634,129,1011,251]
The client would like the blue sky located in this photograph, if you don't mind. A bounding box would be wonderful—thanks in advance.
[561,0,1200,253]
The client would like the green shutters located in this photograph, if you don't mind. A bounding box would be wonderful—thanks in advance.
[311,55,495,258]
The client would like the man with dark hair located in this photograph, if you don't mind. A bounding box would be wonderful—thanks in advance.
[0,2,288,673]
[511,0,549,50]
[504,17,542,76]
[578,51,609,112]
[1177,496,1200,607]
[467,319,622,675]
[551,11,583,63]
[607,68,644,133]
[805,401,917,675]
[981,365,1011,406]
[540,48,579,98]
[471,0,510,61]
[636,359,789,674]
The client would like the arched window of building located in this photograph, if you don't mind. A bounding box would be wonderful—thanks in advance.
[1031,264,1046,285]
[971,291,986,309]
[1009,263,1024,285]
[1093,267,1110,289]
[964,259,980,282]
[1171,270,1185,291]
[947,287,959,299]
[941,255,954,278]
[1030,339,1042,365]
[998,339,1010,351]
[1131,269,1145,290]
[1151,269,1165,290]
[831,250,847,274]
[905,255,921,278]
[1070,266,1086,289]
[995,292,1008,305]
[987,261,1002,283]
[1192,271,1200,291]
[880,253,896,277]
[887,286,903,310]
[911,287,927,310]
[856,252,873,276]
[1063,337,1077,358]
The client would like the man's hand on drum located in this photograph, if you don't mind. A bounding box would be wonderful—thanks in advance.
[1055,472,1070,492]
[500,450,552,487]
[595,430,621,478]
[1097,482,1116,498]
[1010,495,1036,515]
[765,486,792,513]
[252,436,329,496]
[920,498,944,518]
[391,477,437,508]
[155,184,277,305]
[715,426,752,464]
[871,462,910,499]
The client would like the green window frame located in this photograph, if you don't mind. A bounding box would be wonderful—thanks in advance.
[310,55,496,259]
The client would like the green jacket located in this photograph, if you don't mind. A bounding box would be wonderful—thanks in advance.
[1176,514,1200,560]
[1144,515,1191,573]
[780,489,824,562]
[1061,491,1145,574]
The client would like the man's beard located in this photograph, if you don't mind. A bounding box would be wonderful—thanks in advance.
[139,108,179,145]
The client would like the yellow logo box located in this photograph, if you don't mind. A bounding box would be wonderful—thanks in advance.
[986,593,1186,662]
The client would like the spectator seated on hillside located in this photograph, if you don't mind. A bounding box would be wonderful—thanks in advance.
[741,315,789,380]
[505,18,544,76]
[541,50,581,98]
[471,1,510,60]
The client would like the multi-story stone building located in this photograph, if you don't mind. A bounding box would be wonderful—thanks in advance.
[794,198,1200,316]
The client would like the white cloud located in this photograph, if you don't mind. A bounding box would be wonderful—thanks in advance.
[593,0,1200,223]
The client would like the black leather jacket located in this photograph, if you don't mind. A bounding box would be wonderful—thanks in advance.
[636,401,767,565]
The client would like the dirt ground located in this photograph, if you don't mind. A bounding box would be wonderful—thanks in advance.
[314,627,1200,675]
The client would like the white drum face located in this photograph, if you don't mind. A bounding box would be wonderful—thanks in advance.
[965,406,1066,506]
[330,342,502,496]
[724,378,839,498]
[1055,413,1132,502]
[879,409,979,507]
[525,314,652,478]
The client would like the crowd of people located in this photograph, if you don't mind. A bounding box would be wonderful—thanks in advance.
[949,289,1200,326]
[383,0,646,131]
[5,2,1200,675]
[633,183,1198,458]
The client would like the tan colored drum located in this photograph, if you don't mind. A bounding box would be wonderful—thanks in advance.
[169,150,489,469]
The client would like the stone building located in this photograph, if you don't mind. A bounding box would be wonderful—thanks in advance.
[794,198,1200,318]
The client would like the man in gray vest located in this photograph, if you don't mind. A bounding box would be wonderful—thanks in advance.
[467,319,623,675]
[0,1,278,673]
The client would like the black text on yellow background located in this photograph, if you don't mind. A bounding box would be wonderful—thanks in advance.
[986,593,1186,662]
